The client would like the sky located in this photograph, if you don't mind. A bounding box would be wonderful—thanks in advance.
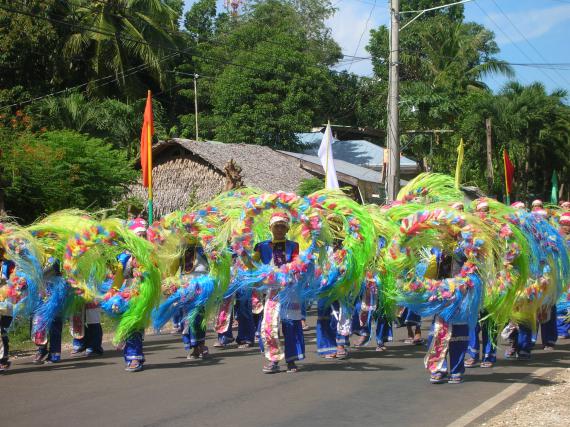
[182,0,570,93]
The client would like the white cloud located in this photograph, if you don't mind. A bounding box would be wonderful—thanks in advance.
[327,1,389,75]
[484,4,570,45]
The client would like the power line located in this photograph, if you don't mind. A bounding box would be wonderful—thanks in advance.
[488,0,570,88]
[347,0,376,72]
[473,0,561,88]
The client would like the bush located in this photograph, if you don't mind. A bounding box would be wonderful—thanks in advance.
[0,129,136,222]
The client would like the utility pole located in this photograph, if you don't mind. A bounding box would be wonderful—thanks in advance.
[194,73,199,141]
[485,117,493,194]
[386,0,400,201]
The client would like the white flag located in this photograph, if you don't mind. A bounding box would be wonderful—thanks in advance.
[317,122,339,189]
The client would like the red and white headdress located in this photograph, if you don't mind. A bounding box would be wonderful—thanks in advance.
[269,212,290,227]
[560,212,570,226]
[128,217,148,235]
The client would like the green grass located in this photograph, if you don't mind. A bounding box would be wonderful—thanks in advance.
[9,314,121,355]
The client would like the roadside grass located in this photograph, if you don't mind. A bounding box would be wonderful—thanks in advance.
[9,314,120,355]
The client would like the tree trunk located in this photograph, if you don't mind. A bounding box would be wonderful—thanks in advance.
[523,135,531,200]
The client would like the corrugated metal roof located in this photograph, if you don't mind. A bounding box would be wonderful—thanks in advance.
[296,132,419,172]
[278,150,382,184]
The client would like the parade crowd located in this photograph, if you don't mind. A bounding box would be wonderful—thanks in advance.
[1,173,569,384]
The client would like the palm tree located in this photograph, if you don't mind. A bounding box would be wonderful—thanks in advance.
[64,0,180,93]
[497,82,570,199]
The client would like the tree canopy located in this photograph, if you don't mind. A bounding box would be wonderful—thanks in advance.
[0,0,569,220]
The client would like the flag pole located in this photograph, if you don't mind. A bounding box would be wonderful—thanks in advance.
[147,90,153,224]
[325,121,330,185]
[503,149,510,205]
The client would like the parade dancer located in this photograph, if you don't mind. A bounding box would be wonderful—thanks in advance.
[0,246,15,372]
[256,212,304,374]
[123,218,147,372]
[33,259,65,364]
[180,246,209,359]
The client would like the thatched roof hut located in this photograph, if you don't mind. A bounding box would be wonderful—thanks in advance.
[128,138,315,217]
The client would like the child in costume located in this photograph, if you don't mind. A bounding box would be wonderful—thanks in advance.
[316,237,351,360]
[0,246,15,371]
[256,212,304,374]
[180,246,209,359]
[123,218,148,372]
[556,212,570,339]
[33,259,65,364]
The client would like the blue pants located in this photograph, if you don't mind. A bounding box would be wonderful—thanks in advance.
[73,323,104,354]
[401,308,421,326]
[236,292,256,344]
[37,317,63,356]
[467,319,496,363]
[124,331,144,363]
[257,319,305,362]
[0,315,13,363]
[375,315,393,345]
[172,306,184,332]
[512,324,534,357]
[557,304,570,338]
[351,300,370,338]
[427,320,469,376]
[540,305,558,347]
[282,319,305,363]
[183,312,206,350]
[316,300,338,356]
[85,323,104,354]
[217,308,235,345]
[448,324,469,376]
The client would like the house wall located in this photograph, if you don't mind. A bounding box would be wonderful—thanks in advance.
[128,147,226,217]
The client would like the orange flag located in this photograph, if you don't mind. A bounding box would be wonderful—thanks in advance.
[140,91,154,188]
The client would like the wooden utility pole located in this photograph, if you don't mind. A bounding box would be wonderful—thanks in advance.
[194,73,199,141]
[386,0,400,201]
[486,118,493,193]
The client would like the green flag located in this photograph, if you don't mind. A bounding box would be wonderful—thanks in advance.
[551,170,559,204]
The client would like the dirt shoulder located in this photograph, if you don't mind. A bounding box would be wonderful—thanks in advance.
[482,368,570,426]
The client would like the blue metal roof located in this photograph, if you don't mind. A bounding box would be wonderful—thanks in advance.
[296,132,418,171]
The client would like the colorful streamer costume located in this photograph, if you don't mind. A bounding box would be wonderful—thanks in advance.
[0,172,569,383]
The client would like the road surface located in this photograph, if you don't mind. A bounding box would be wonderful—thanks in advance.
[1,315,568,427]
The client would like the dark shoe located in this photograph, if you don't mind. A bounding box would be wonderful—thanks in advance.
[199,346,209,358]
[353,335,368,347]
[504,348,517,360]
[262,362,280,374]
[287,362,299,373]
[71,348,86,357]
[0,360,11,371]
[33,352,48,365]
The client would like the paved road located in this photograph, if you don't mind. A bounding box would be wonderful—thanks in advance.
[1,316,568,427]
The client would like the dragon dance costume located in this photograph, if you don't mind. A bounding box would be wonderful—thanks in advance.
[0,172,567,383]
